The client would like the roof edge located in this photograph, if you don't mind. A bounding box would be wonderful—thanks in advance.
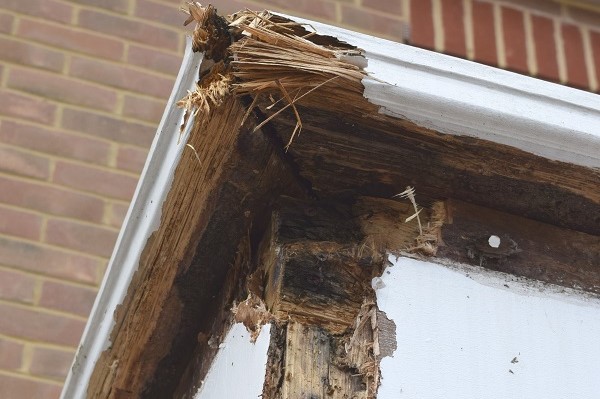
[60,40,203,399]
[287,15,600,169]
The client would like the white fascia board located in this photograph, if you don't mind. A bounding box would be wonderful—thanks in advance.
[376,256,600,398]
[193,323,271,399]
[60,40,203,399]
[288,16,600,169]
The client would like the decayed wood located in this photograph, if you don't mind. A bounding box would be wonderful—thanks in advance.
[437,199,600,294]
[260,196,421,334]
[281,322,365,399]
[255,195,416,399]
[265,103,600,235]
[87,96,305,399]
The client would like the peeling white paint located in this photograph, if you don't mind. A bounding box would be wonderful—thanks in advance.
[376,256,600,398]
[194,323,271,399]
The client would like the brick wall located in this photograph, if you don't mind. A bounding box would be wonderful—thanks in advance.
[0,0,597,397]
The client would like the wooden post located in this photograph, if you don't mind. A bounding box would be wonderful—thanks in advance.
[258,196,419,398]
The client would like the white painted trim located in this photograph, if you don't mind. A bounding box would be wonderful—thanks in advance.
[60,40,203,399]
[288,15,600,169]
[193,323,271,399]
[376,256,600,398]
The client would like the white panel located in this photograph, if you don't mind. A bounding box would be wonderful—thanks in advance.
[194,323,271,399]
[376,256,600,399]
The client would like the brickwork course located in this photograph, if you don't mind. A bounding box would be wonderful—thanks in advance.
[0,0,598,396]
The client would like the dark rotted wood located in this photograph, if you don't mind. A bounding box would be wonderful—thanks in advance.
[260,196,420,334]
[437,199,600,294]
[264,103,600,235]
[261,196,372,334]
[87,97,306,399]
[266,241,374,334]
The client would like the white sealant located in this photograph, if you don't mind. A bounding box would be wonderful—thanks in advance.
[194,323,271,399]
[376,256,600,399]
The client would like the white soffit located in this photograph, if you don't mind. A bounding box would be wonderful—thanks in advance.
[193,323,271,399]
[376,256,600,398]
[289,16,600,169]
[60,41,203,399]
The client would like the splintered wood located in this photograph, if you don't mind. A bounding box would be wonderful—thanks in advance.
[178,3,368,148]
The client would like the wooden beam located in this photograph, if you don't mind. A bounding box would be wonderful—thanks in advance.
[264,103,600,235]
[437,199,600,294]
[87,96,305,398]
[259,195,421,333]
[256,195,415,399]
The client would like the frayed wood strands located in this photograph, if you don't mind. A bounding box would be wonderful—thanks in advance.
[394,187,445,256]
[178,3,368,149]
[176,61,231,142]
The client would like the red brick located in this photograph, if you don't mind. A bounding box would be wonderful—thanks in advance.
[362,0,404,14]
[0,237,98,284]
[46,218,118,258]
[0,175,105,223]
[0,206,42,241]
[0,339,23,370]
[0,268,35,304]
[253,0,338,22]
[135,0,187,26]
[472,1,497,65]
[53,161,138,201]
[7,68,118,113]
[0,12,15,33]
[62,108,156,147]
[496,0,561,14]
[116,145,149,174]
[502,7,528,73]
[0,374,61,399]
[592,30,600,92]
[531,15,559,82]
[127,44,182,75]
[17,19,124,62]
[410,0,434,48]
[341,5,407,41]
[109,202,129,228]
[0,145,50,180]
[442,0,466,57]
[69,56,174,99]
[65,0,130,13]
[0,120,110,165]
[0,91,56,125]
[78,9,181,50]
[40,280,97,317]
[562,24,589,89]
[123,94,166,124]
[0,303,85,346]
[0,37,64,72]
[566,5,600,27]
[1,0,72,24]
[30,346,75,381]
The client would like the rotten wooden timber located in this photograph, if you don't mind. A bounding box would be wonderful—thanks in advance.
[254,195,415,398]
[87,96,305,399]
[259,196,421,334]
[437,199,600,294]
[262,103,600,236]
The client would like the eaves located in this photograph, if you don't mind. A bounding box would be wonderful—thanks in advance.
[61,10,600,399]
